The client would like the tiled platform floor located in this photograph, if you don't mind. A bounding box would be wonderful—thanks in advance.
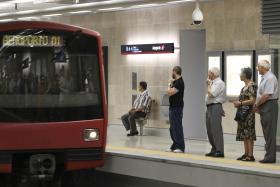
[106,125,280,175]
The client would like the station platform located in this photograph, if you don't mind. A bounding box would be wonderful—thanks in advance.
[99,125,280,187]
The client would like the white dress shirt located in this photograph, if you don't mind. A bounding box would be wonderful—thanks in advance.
[206,77,226,105]
[257,71,278,103]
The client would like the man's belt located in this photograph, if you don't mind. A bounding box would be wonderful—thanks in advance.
[206,103,222,107]
[269,98,278,101]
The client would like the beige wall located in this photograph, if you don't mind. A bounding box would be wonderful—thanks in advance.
[39,0,268,135]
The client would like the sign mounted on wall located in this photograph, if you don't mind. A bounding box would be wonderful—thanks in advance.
[121,43,174,55]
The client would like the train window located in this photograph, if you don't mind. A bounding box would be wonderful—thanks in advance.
[0,29,103,122]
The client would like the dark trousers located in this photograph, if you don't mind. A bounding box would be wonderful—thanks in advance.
[121,112,146,133]
[169,106,185,151]
[260,100,278,161]
[206,104,224,153]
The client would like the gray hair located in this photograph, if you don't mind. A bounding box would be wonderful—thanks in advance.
[209,67,220,77]
[258,60,271,70]
[241,67,253,80]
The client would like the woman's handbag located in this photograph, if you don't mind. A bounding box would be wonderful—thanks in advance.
[234,105,250,122]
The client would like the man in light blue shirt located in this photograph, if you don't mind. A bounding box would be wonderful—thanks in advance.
[255,60,279,163]
[205,67,226,158]
[206,75,226,105]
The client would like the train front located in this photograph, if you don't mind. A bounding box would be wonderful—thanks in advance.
[0,22,107,180]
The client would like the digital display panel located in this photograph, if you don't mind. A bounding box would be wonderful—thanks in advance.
[2,35,64,47]
[121,43,174,55]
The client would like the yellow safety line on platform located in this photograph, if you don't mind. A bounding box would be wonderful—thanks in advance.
[106,145,280,171]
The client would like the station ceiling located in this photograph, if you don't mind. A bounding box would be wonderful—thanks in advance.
[0,0,218,19]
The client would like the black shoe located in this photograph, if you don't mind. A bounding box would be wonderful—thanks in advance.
[127,131,139,136]
[212,151,224,158]
[259,159,276,164]
[243,156,255,162]
[205,152,215,157]
[237,154,247,160]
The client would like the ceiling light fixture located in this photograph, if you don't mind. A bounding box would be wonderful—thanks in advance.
[41,13,62,17]
[0,0,165,18]
[17,16,38,20]
[130,3,158,8]
[167,0,193,4]
[98,7,123,11]
[15,10,38,15]
[0,18,14,22]
[69,10,92,14]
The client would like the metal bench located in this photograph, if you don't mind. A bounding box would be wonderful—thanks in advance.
[136,97,152,136]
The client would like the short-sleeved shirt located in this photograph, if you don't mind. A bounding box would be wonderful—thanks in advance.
[257,71,279,103]
[133,90,150,113]
[206,77,226,105]
[169,77,185,107]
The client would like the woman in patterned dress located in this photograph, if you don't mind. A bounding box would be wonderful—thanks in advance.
[233,67,257,162]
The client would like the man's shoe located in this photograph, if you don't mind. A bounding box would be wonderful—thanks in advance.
[259,159,276,164]
[165,148,173,152]
[205,152,215,157]
[173,149,184,153]
[212,151,224,158]
[127,131,139,136]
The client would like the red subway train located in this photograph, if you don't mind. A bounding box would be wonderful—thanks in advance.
[0,21,107,186]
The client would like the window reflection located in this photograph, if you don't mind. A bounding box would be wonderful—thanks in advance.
[0,31,103,122]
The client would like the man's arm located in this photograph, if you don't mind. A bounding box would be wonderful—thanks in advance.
[207,83,213,97]
[167,80,179,96]
[129,108,136,113]
[255,94,271,108]
[207,81,223,98]
[167,86,178,96]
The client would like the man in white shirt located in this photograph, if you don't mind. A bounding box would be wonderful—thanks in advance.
[205,67,226,158]
[254,60,278,163]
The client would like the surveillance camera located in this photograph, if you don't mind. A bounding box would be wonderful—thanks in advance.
[192,2,203,25]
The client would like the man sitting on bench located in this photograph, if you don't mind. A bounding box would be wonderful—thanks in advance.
[121,81,150,136]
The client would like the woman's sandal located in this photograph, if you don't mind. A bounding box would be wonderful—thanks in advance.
[243,156,255,162]
[237,154,247,160]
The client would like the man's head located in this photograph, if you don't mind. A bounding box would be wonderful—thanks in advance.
[257,60,271,75]
[208,67,220,80]
[139,81,147,92]
[172,66,182,79]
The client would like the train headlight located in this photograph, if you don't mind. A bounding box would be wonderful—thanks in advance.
[83,129,99,141]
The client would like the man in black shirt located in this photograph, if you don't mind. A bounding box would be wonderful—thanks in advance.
[166,66,185,153]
